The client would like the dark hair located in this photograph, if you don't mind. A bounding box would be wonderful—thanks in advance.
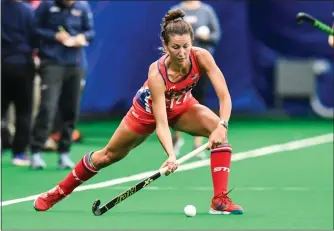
[160,9,194,45]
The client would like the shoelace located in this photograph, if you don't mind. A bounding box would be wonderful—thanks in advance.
[215,187,235,203]
[45,189,65,205]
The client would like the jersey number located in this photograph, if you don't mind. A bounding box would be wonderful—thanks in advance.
[170,94,188,109]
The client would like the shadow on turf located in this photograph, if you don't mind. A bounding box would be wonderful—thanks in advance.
[29,209,247,217]
[88,211,241,217]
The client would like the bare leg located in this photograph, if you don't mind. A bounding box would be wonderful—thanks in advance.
[171,104,219,159]
[91,120,148,169]
[172,104,219,137]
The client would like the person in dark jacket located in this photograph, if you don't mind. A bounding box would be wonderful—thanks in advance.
[1,0,37,166]
[30,0,95,169]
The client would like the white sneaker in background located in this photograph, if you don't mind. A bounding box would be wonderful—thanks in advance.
[58,153,75,169]
[194,145,208,160]
[172,136,185,156]
[30,153,47,169]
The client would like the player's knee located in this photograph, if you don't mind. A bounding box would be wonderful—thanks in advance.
[91,147,129,169]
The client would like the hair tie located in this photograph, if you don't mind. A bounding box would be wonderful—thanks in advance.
[172,17,183,22]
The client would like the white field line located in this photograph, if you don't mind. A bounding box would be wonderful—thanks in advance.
[106,186,333,191]
[1,133,333,207]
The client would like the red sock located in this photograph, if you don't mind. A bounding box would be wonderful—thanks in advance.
[58,152,99,195]
[210,144,232,197]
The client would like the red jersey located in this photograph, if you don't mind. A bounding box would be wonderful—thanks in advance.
[133,49,201,115]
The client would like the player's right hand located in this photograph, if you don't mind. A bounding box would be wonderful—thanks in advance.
[160,154,178,176]
[208,124,227,149]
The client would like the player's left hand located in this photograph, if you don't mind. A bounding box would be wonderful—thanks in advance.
[160,154,178,176]
[208,124,227,149]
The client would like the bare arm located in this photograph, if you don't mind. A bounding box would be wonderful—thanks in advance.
[195,48,232,122]
[147,64,175,157]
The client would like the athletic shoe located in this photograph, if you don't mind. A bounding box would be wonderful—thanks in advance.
[209,189,243,215]
[58,153,75,169]
[172,136,184,156]
[34,186,67,211]
[30,153,47,169]
[193,145,207,159]
[12,153,30,166]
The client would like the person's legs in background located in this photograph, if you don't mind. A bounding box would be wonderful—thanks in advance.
[1,62,34,166]
[172,130,185,156]
[46,92,84,152]
[12,62,35,166]
[31,58,59,152]
[1,64,14,156]
[56,66,84,169]
[1,119,12,152]
[30,62,65,169]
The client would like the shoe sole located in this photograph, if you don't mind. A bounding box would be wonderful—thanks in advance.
[12,162,30,166]
[57,165,74,170]
[209,208,243,215]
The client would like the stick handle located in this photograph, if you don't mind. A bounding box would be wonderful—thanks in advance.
[159,142,209,175]
[313,20,334,35]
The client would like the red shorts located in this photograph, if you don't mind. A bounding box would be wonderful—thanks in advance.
[123,97,199,135]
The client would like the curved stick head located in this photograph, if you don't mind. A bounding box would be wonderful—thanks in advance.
[296,12,307,24]
[296,12,314,24]
[92,199,102,216]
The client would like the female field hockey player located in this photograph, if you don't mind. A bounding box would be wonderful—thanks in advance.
[34,9,243,215]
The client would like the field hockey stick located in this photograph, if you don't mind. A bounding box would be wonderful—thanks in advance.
[296,12,334,35]
[92,142,209,216]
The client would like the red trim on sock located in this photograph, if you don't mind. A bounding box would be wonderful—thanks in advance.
[82,153,98,173]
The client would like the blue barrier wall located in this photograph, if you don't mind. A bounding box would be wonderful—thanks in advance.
[81,0,333,115]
